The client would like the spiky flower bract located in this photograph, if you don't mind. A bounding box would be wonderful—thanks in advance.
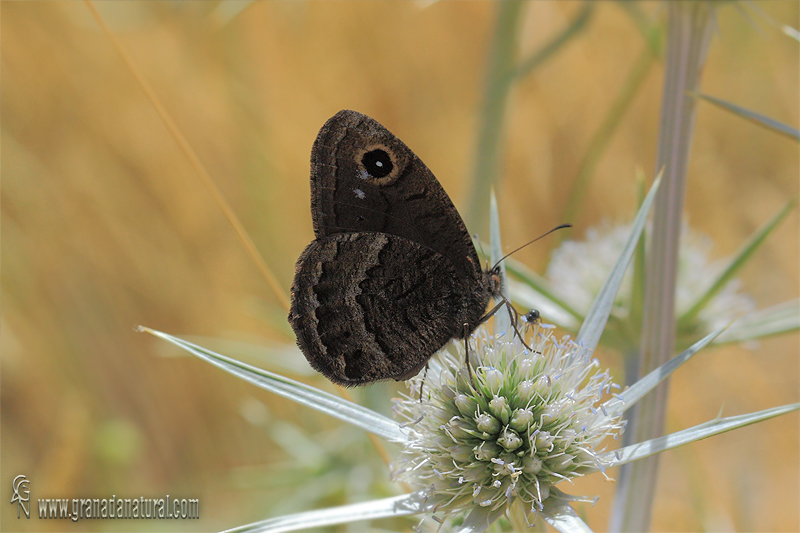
[391,322,623,524]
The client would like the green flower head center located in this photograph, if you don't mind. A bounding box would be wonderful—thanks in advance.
[392,326,622,516]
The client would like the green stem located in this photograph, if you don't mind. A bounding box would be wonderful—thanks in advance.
[559,40,660,231]
[465,0,525,232]
[511,3,595,80]
[466,2,595,232]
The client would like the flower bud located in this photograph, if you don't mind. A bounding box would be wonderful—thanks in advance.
[509,408,533,432]
[446,418,472,440]
[534,430,554,452]
[498,429,523,452]
[450,444,475,463]
[482,367,504,393]
[517,379,536,404]
[538,484,550,502]
[475,413,501,434]
[474,440,502,462]
[454,394,478,418]
[488,396,511,425]
[522,454,543,475]
[535,374,552,395]
[518,357,535,378]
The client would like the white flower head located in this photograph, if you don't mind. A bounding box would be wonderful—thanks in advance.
[546,222,755,338]
[391,322,623,522]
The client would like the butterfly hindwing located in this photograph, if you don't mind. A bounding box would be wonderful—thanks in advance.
[290,232,466,386]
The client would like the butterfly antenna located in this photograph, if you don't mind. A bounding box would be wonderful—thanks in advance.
[491,223,572,271]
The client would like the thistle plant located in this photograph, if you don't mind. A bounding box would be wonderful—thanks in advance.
[141,177,798,532]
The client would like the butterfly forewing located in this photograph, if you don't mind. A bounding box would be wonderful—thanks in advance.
[310,110,482,283]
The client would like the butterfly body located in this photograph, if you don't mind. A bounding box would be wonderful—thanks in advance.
[289,110,500,386]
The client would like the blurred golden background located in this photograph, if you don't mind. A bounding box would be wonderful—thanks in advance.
[2,2,797,531]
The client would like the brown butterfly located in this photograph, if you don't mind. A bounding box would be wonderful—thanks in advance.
[289,110,502,386]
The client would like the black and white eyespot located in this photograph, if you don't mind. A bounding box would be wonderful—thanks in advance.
[361,149,393,178]
[355,144,401,185]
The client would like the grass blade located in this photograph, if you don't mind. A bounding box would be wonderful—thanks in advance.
[680,198,796,325]
[512,3,596,80]
[559,39,660,230]
[714,298,800,344]
[139,327,405,443]
[489,189,510,336]
[465,0,525,230]
[694,91,800,141]
[221,491,435,533]
[478,240,583,327]
[613,6,716,529]
[467,2,595,229]
[85,1,290,311]
[180,336,318,376]
[604,328,724,418]
[576,175,661,352]
[601,403,800,467]
[502,255,584,322]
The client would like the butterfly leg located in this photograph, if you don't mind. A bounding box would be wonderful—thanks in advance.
[478,300,507,324]
[478,299,532,352]
[503,299,533,353]
[418,363,430,403]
